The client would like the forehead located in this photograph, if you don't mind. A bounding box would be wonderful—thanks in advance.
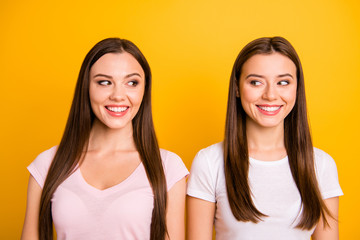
[90,52,145,78]
[241,52,296,76]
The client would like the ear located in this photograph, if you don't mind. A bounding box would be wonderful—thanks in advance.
[236,89,240,98]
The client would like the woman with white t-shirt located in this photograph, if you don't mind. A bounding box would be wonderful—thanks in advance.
[187,37,342,240]
[21,38,188,240]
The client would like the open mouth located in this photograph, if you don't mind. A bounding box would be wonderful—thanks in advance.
[256,105,282,115]
[105,106,129,113]
[256,105,282,112]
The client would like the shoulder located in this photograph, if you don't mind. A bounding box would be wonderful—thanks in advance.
[193,142,224,168]
[27,146,58,188]
[160,148,181,161]
[189,142,225,185]
[160,148,187,173]
[160,149,189,191]
[30,146,58,169]
[160,148,185,169]
[313,147,333,160]
[313,147,337,172]
[186,142,223,202]
[160,148,189,174]
[313,147,343,198]
[198,141,224,155]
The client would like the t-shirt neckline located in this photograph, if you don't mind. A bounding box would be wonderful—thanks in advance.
[76,162,143,194]
[249,155,288,165]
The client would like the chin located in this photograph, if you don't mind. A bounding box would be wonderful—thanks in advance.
[95,119,130,130]
[257,121,284,128]
[108,122,132,129]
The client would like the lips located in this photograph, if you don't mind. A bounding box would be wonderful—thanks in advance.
[105,105,129,117]
[106,106,128,113]
[256,105,282,115]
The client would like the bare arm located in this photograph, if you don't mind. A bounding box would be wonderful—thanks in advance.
[312,197,339,240]
[186,196,215,240]
[166,177,187,240]
[21,175,42,240]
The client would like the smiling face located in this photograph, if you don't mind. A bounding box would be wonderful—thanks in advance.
[89,52,145,130]
[239,52,297,129]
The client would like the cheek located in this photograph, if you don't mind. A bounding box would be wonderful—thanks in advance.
[240,92,256,117]
[89,87,108,105]
[284,88,297,105]
[240,86,259,105]
[128,89,145,106]
[88,87,98,105]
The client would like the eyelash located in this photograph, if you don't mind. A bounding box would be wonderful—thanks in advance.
[249,80,290,85]
[98,80,111,86]
[250,80,262,86]
[96,80,139,87]
[127,80,139,87]
[278,80,290,86]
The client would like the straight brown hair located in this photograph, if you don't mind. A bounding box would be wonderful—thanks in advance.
[224,36,331,229]
[38,38,167,240]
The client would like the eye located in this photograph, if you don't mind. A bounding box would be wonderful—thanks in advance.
[278,80,290,86]
[127,80,139,87]
[250,80,262,86]
[97,80,111,86]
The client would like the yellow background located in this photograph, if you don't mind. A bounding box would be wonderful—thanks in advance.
[0,0,359,238]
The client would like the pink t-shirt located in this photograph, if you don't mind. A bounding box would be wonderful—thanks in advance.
[28,146,189,240]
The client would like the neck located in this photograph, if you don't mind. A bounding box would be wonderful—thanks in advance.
[245,117,286,160]
[87,119,136,152]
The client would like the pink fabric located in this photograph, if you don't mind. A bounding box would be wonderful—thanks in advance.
[28,146,189,240]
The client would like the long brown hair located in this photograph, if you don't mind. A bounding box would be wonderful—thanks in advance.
[224,36,331,229]
[39,38,167,240]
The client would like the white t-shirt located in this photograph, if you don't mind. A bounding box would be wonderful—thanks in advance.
[187,142,343,240]
[28,146,189,240]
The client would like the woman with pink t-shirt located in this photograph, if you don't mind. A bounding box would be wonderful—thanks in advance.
[21,38,188,240]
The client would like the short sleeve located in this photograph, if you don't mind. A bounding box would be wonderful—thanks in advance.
[314,148,343,199]
[160,149,189,191]
[27,146,57,189]
[187,150,216,203]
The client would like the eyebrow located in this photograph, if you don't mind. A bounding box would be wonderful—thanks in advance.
[93,73,142,79]
[93,73,112,79]
[245,74,264,79]
[125,73,142,78]
[245,73,294,79]
[278,73,294,79]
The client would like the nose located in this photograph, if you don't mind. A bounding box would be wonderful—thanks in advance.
[262,84,277,101]
[109,85,126,101]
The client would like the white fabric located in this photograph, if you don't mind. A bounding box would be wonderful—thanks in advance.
[187,142,343,240]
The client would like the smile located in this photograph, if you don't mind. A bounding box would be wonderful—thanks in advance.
[257,105,281,112]
[105,106,128,113]
[256,105,282,115]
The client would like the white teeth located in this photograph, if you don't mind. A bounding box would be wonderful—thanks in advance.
[258,106,281,112]
[107,106,128,112]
